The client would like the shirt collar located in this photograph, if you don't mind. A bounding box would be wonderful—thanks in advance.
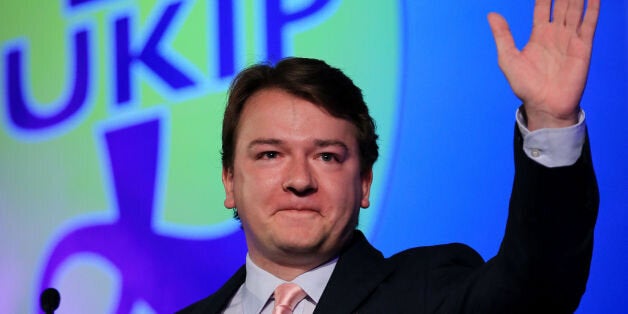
[243,254,283,313]
[242,254,338,313]
[292,257,337,303]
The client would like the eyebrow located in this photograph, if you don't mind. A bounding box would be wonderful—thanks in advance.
[313,139,349,151]
[247,138,282,149]
[247,138,349,151]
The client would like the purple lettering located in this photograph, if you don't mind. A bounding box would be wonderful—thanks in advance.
[265,0,332,62]
[5,29,91,130]
[217,0,236,78]
[114,1,196,105]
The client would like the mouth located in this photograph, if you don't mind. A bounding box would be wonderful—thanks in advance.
[275,207,320,215]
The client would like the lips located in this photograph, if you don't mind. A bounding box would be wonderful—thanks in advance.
[278,208,317,212]
[274,206,320,214]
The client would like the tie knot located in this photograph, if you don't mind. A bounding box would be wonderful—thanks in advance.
[272,283,307,314]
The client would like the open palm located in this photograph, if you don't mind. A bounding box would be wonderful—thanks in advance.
[488,0,600,130]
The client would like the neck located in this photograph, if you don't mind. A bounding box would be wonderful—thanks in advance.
[247,232,355,281]
[249,251,336,281]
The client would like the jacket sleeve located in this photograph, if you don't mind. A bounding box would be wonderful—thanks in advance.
[438,124,599,313]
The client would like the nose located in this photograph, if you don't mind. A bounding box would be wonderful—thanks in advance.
[282,157,317,196]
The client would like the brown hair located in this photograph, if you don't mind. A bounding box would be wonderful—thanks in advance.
[221,57,379,174]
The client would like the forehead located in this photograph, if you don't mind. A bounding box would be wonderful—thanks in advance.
[235,88,358,145]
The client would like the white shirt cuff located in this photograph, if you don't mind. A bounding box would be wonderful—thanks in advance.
[516,109,586,168]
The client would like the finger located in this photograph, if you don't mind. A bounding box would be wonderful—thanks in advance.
[565,0,585,29]
[580,0,600,41]
[533,0,552,26]
[552,0,569,24]
[487,13,518,59]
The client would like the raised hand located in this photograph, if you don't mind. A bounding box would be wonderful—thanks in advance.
[488,0,600,131]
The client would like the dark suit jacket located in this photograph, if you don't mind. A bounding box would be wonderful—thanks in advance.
[179,127,599,313]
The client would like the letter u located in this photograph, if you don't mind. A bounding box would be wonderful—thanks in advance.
[4,27,91,132]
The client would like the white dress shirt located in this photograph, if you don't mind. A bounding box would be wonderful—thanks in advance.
[222,255,338,314]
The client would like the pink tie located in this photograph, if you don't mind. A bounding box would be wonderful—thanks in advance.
[272,283,307,314]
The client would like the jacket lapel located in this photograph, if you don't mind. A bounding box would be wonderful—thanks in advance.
[314,231,394,313]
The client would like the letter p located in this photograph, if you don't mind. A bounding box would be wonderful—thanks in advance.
[264,0,337,62]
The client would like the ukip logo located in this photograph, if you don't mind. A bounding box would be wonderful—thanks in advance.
[1,0,400,312]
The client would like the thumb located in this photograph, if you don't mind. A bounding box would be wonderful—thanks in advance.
[487,12,518,61]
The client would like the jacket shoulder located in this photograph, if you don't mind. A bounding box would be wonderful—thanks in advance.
[390,242,485,266]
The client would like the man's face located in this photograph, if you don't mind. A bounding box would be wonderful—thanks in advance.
[223,88,372,270]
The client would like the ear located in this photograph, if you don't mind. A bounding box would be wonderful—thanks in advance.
[360,169,373,208]
[222,167,236,208]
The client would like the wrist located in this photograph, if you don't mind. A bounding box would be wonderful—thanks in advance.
[523,107,579,131]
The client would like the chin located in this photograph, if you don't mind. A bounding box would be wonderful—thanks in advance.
[275,232,326,254]
[278,243,321,256]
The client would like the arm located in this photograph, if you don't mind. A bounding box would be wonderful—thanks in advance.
[464,0,600,311]
[430,127,598,313]
[496,126,598,312]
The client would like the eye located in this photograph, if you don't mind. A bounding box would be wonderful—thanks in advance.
[319,152,338,162]
[257,151,278,159]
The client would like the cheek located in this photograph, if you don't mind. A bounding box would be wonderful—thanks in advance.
[323,175,363,213]
[233,166,281,207]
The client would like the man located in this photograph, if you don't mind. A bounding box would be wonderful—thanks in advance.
[179,0,599,312]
